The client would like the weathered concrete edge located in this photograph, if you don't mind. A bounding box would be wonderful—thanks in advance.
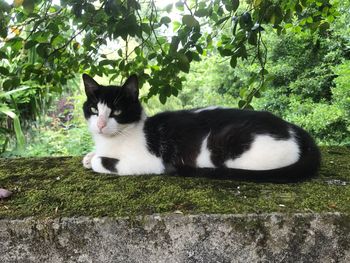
[1,213,349,263]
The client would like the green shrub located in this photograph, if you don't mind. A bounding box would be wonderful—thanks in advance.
[284,97,349,145]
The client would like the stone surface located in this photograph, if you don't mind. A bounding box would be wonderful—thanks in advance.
[0,213,349,263]
[0,188,12,199]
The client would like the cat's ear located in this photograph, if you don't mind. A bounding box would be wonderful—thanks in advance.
[122,74,139,101]
[83,74,99,98]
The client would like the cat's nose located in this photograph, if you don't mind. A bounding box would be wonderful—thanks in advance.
[97,119,107,131]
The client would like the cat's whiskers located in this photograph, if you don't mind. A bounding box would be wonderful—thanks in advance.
[111,129,130,138]
[118,129,131,138]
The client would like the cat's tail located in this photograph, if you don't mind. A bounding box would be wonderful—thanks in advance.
[173,131,321,183]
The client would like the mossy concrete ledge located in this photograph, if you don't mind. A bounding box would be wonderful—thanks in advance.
[0,213,349,263]
[0,147,349,262]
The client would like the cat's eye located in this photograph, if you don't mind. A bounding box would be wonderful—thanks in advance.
[91,107,98,114]
[113,110,122,116]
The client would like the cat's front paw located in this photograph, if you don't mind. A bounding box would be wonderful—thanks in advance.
[83,152,95,169]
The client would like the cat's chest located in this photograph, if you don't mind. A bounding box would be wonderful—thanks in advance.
[93,128,148,158]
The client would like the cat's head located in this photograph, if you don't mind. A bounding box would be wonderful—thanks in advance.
[82,74,143,136]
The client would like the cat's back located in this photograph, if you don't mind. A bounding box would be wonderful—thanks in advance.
[143,106,292,158]
[144,106,290,134]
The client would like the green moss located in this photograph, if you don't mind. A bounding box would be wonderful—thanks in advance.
[0,147,349,219]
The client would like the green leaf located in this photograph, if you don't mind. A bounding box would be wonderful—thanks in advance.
[32,32,49,43]
[224,0,240,12]
[160,16,171,24]
[99,59,115,66]
[0,50,7,59]
[84,33,93,47]
[191,52,201,62]
[36,43,49,58]
[232,0,240,12]
[295,3,302,13]
[271,6,283,25]
[7,37,23,51]
[119,60,125,71]
[135,47,141,56]
[141,23,151,35]
[1,114,19,144]
[0,86,30,98]
[215,16,230,26]
[248,31,257,45]
[175,1,184,11]
[196,45,203,54]
[234,45,247,59]
[254,91,261,98]
[172,87,179,96]
[182,15,199,28]
[238,100,246,108]
[240,12,252,27]
[191,31,202,43]
[244,104,254,110]
[24,40,38,49]
[259,68,269,75]
[239,87,247,98]
[176,53,190,73]
[0,0,11,12]
[319,22,330,32]
[163,85,172,97]
[194,8,208,17]
[72,3,82,17]
[13,116,25,150]
[0,66,9,75]
[0,105,16,119]
[148,53,157,60]
[159,93,167,104]
[127,0,140,10]
[218,47,232,57]
[3,79,12,90]
[169,36,180,56]
[173,21,181,31]
[23,0,35,13]
[164,3,173,13]
[230,56,237,68]
[51,35,65,46]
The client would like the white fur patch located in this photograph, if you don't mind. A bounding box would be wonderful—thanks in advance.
[82,152,95,169]
[225,131,300,170]
[90,111,165,175]
[196,134,215,168]
[194,106,220,113]
[97,103,112,118]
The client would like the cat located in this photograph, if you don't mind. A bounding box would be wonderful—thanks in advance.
[82,74,320,183]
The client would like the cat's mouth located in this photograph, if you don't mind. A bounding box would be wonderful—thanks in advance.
[93,122,131,137]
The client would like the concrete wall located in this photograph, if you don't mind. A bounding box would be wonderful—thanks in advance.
[1,213,349,263]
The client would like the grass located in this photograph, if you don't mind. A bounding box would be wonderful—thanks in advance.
[0,147,349,219]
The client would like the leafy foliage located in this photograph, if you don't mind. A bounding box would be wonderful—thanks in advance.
[0,0,343,151]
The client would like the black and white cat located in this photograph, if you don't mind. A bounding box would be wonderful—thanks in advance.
[82,74,320,183]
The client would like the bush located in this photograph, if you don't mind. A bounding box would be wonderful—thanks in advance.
[284,97,349,145]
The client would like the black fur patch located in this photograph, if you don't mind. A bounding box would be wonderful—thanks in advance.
[100,157,119,172]
[143,108,292,168]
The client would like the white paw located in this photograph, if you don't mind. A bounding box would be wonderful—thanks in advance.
[83,152,95,169]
